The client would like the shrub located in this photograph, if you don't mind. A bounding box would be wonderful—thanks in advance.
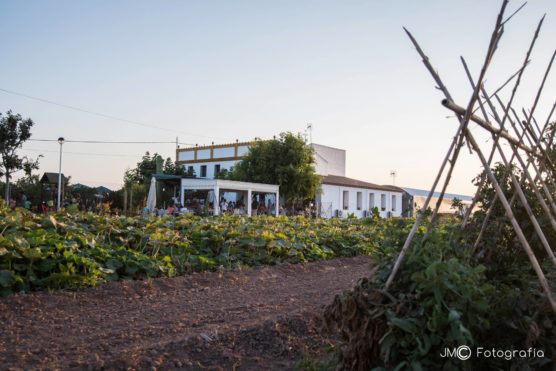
[324,225,556,370]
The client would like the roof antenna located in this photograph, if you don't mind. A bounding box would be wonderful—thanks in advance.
[390,170,397,185]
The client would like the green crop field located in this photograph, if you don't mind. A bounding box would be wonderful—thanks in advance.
[0,205,414,296]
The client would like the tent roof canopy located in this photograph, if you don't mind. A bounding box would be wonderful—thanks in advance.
[40,172,69,184]
[152,173,193,181]
[181,178,279,194]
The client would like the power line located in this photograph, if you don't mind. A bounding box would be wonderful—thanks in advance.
[23,148,141,158]
[0,87,234,141]
[28,138,192,145]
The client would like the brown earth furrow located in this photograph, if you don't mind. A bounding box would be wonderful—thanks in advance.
[0,256,371,370]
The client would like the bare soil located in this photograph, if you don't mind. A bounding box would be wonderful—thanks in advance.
[0,256,372,370]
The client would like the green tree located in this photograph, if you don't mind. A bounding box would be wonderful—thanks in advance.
[123,152,190,186]
[11,174,43,207]
[227,132,321,209]
[467,160,553,268]
[0,111,41,201]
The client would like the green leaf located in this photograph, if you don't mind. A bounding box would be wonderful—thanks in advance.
[38,259,57,272]
[389,316,420,334]
[0,270,14,287]
[410,361,424,371]
[393,361,407,371]
[22,248,43,260]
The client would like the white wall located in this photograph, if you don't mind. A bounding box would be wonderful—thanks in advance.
[319,183,403,219]
[312,144,346,177]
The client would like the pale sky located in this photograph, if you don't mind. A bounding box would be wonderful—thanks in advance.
[1,1,555,194]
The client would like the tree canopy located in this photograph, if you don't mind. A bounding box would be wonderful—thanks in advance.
[227,132,321,208]
[0,111,41,201]
[123,152,192,186]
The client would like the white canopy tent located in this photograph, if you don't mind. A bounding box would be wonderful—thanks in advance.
[180,178,279,216]
[146,176,157,212]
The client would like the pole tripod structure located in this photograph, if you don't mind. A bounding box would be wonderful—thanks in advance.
[386,0,556,313]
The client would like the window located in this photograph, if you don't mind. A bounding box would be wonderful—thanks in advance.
[342,191,349,210]
[369,193,375,209]
[356,192,362,210]
[200,165,207,178]
[392,195,397,211]
[381,194,386,211]
[187,165,194,174]
[214,164,221,174]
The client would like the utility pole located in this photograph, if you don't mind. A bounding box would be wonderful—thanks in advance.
[57,137,65,210]
[306,123,313,144]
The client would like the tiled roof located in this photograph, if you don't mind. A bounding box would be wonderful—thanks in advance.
[322,175,403,192]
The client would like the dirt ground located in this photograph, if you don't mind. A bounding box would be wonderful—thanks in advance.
[0,256,372,370]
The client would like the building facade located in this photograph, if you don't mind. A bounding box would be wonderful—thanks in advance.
[176,141,251,179]
[176,140,402,218]
[317,175,403,219]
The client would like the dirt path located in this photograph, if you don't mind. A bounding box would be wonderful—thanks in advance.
[0,256,371,370]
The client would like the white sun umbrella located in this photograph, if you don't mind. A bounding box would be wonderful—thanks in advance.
[146,176,157,212]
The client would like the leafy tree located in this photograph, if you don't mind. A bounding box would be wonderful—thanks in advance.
[123,152,191,186]
[0,111,41,201]
[11,175,43,207]
[227,132,321,209]
[467,159,553,268]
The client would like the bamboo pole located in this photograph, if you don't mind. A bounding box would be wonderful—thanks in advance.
[471,64,529,115]
[462,125,556,313]
[442,100,542,157]
[508,106,556,207]
[473,94,556,265]
[459,17,545,227]
[511,108,556,186]
[389,1,556,312]
[487,96,556,214]
[524,108,543,138]
[440,56,556,309]
[471,101,556,252]
[460,60,556,265]
[507,109,556,215]
[468,46,556,246]
[460,56,531,227]
[422,24,504,239]
[385,1,509,289]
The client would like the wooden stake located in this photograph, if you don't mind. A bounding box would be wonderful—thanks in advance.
[463,126,556,313]
[462,62,556,266]
[386,1,509,288]
[467,46,556,242]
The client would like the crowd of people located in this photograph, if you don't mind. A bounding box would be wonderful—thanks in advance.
[142,196,284,217]
[5,193,112,214]
[6,192,311,218]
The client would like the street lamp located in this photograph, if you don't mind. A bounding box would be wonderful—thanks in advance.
[57,137,65,210]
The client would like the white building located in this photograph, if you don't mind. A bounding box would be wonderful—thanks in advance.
[401,187,474,217]
[176,141,345,180]
[318,175,403,219]
[176,141,251,179]
[176,140,403,218]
